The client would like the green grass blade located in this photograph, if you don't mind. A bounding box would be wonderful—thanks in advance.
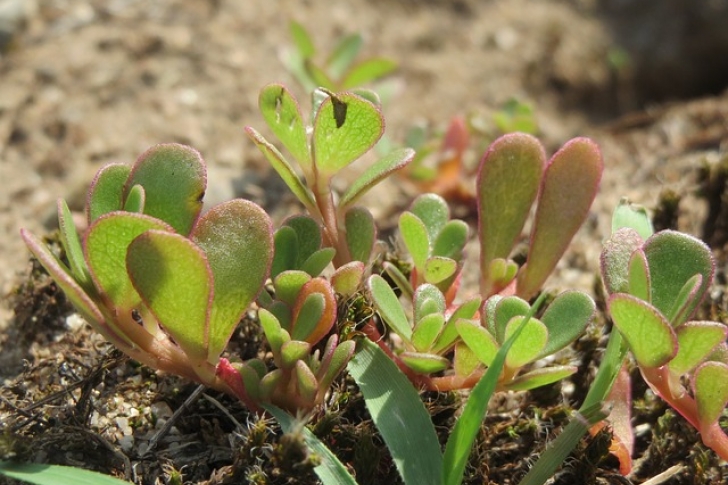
[264,405,359,485]
[442,293,545,485]
[348,338,443,485]
[0,461,131,485]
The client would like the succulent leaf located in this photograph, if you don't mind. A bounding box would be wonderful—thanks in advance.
[432,220,468,260]
[273,270,312,307]
[368,274,412,341]
[331,261,365,296]
[506,366,577,391]
[191,199,273,361]
[344,206,376,263]
[412,313,445,352]
[291,278,337,345]
[340,148,415,209]
[399,211,430,272]
[669,322,728,376]
[410,193,450,242]
[694,361,728,427]
[259,84,311,170]
[456,318,499,367]
[600,227,644,295]
[125,144,206,235]
[537,290,595,358]
[312,91,384,176]
[87,163,130,223]
[301,248,336,277]
[57,199,92,289]
[627,248,651,302]
[126,230,212,363]
[399,351,449,374]
[504,316,548,368]
[608,293,677,368]
[517,137,603,299]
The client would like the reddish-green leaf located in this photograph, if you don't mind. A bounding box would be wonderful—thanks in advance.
[274,270,311,307]
[291,278,336,345]
[331,261,365,296]
[125,144,206,235]
[517,138,603,299]
[608,293,677,368]
[478,133,545,296]
[127,230,212,362]
[87,163,130,223]
[191,199,273,361]
[57,199,91,289]
[600,227,644,295]
[400,351,449,374]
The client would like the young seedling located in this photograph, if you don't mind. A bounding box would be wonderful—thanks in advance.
[21,144,274,410]
[283,20,398,95]
[478,133,603,299]
[246,84,414,268]
[603,225,728,460]
[390,193,469,303]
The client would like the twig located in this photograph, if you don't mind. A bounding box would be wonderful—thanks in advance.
[142,384,205,457]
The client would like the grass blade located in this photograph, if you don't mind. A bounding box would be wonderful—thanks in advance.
[0,461,131,485]
[348,338,443,485]
[264,405,359,485]
[443,293,546,485]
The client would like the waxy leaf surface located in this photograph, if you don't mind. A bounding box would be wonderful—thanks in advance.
[538,290,594,358]
[670,322,728,376]
[368,274,412,341]
[259,84,311,169]
[694,362,728,427]
[87,163,130,222]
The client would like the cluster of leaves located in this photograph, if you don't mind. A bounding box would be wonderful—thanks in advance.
[601,201,728,463]
[283,21,397,95]
[15,77,728,485]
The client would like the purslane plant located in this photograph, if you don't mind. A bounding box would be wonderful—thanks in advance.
[246,84,414,267]
[21,144,274,409]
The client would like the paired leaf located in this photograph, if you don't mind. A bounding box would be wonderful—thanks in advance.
[694,362,728,427]
[399,211,429,271]
[670,322,728,376]
[339,148,414,209]
[600,227,644,295]
[368,275,412,341]
[87,163,130,223]
[538,290,594,358]
[517,138,603,299]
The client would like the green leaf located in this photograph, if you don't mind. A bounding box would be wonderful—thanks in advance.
[301,247,335,277]
[331,261,365,296]
[600,227,645,295]
[125,143,206,235]
[456,318,499,367]
[87,163,130,223]
[291,278,337,345]
[477,134,544,295]
[400,351,449,374]
[274,270,311,307]
[245,127,316,211]
[339,148,415,209]
[413,284,445,323]
[280,340,311,369]
[368,275,412,341]
[264,405,359,485]
[517,137,603,299]
[319,337,356,389]
[342,58,398,89]
[85,213,172,311]
[326,33,363,79]
[627,248,651,302]
[258,308,289,357]
[348,339,443,485]
[694,361,728,427]
[291,293,325,342]
[284,215,323,267]
[505,316,548,368]
[493,296,530,344]
[344,206,376,263]
[57,199,91,289]
[423,256,458,285]
[272,226,298,278]
[412,313,445,352]
[127,230,212,362]
[453,342,481,376]
[289,21,315,58]
[191,199,273,361]
[259,84,312,171]
[0,461,132,485]
[644,230,713,326]
[433,296,482,353]
[295,360,318,403]
[669,322,728,376]
[506,366,577,391]
[399,211,429,272]
[21,229,112,339]
[538,290,594,358]
[432,220,468,260]
[122,184,145,213]
[612,198,653,239]
[312,91,384,176]
[443,294,546,485]
[608,293,677,368]
[666,274,703,327]
[410,193,449,243]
